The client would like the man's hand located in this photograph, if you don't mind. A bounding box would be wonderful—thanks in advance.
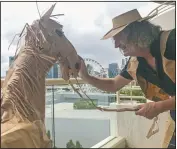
[135,97,175,119]
[135,102,161,120]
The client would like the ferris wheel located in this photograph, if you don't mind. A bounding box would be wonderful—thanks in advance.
[78,58,107,93]
[84,58,106,77]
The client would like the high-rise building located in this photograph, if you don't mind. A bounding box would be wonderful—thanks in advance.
[121,58,130,70]
[108,63,119,78]
[125,57,128,63]
[47,68,53,78]
[9,56,15,67]
[46,63,59,78]
[121,59,126,70]
[53,63,58,78]
[58,65,62,78]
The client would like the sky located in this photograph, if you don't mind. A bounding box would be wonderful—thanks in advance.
[1,1,160,77]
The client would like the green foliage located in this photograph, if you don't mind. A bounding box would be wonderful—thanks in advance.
[73,99,97,109]
[137,98,147,103]
[66,140,76,148]
[66,139,83,148]
[47,130,51,139]
[76,141,83,148]
[132,90,145,96]
[120,89,146,103]
[120,89,144,96]
[46,131,83,148]
[46,130,60,148]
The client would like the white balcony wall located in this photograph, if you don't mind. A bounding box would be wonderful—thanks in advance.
[113,103,171,148]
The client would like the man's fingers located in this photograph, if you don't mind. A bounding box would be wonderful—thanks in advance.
[134,105,141,110]
[135,107,144,115]
[134,104,143,111]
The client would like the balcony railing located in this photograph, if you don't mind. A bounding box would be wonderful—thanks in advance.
[1,78,143,148]
[1,78,147,103]
[1,78,169,148]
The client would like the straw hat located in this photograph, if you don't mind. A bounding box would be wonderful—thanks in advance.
[102,9,155,40]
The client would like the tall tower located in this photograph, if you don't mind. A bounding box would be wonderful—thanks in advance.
[46,63,59,78]
[9,56,15,67]
[121,59,126,70]
[108,63,118,78]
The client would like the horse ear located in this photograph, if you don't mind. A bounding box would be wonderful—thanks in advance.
[40,3,56,23]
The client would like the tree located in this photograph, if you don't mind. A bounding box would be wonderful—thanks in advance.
[47,130,51,139]
[120,89,146,103]
[73,99,97,109]
[76,141,83,148]
[66,139,83,148]
[46,130,60,148]
[66,140,75,148]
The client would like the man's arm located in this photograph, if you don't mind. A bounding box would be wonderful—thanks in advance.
[83,75,132,93]
[157,96,176,112]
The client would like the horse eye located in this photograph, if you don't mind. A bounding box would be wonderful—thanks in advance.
[75,63,80,69]
[55,29,63,37]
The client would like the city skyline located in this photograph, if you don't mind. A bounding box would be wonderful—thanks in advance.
[5,56,128,79]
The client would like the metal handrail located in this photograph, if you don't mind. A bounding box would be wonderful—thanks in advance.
[1,78,140,88]
[148,0,175,19]
[1,78,145,103]
[1,78,85,86]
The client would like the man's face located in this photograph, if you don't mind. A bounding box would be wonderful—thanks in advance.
[113,32,143,57]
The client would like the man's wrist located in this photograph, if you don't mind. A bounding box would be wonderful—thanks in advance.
[156,97,175,113]
[155,101,164,113]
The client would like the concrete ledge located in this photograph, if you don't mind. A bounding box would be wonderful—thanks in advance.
[91,136,126,148]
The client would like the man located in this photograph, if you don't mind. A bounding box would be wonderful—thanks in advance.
[79,9,175,148]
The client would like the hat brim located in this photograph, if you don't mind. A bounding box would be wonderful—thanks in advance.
[101,25,128,40]
[101,15,155,40]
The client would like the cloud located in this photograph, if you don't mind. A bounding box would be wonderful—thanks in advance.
[66,31,125,68]
[104,2,147,18]
[138,2,160,17]
[1,1,157,77]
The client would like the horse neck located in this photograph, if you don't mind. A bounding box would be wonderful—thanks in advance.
[2,46,55,122]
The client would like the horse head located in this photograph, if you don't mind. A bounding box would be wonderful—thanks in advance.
[27,3,80,80]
